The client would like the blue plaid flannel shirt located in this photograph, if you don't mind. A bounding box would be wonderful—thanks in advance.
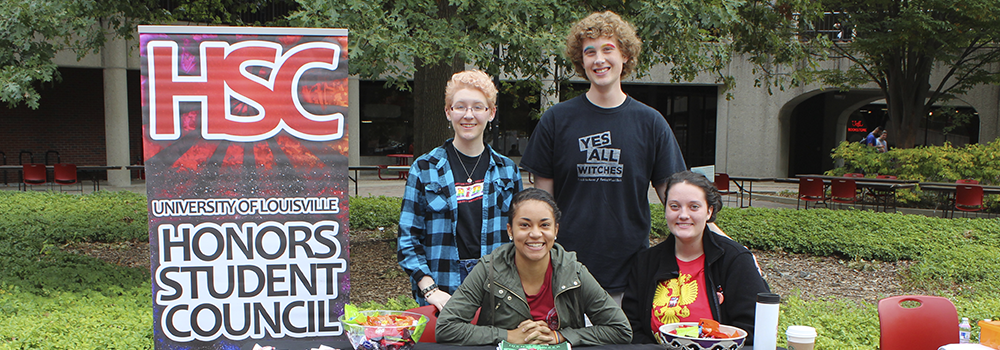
[397,141,522,305]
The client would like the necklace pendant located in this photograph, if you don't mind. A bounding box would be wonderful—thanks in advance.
[467,177,473,183]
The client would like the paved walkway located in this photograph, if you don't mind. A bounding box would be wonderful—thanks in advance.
[0,169,950,217]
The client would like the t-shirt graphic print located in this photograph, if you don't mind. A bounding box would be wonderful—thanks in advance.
[577,131,623,181]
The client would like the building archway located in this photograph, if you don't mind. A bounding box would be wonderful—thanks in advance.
[782,88,883,177]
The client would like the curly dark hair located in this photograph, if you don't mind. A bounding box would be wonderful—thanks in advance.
[564,11,642,80]
[664,171,723,222]
[508,188,562,226]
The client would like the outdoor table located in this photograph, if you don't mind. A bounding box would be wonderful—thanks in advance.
[380,154,413,180]
[348,165,410,195]
[267,341,770,350]
[793,175,918,212]
[726,176,776,208]
[919,182,1000,217]
[348,165,380,196]
[388,153,414,165]
[76,165,124,191]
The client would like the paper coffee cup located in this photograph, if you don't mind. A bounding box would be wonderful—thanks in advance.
[786,325,817,350]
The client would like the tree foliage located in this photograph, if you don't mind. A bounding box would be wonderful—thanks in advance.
[0,0,295,110]
[0,0,164,109]
[290,0,589,154]
[290,0,793,154]
[741,0,1000,148]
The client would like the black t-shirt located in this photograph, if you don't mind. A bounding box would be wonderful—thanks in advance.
[448,143,489,259]
[520,95,687,292]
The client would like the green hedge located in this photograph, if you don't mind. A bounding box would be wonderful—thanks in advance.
[716,207,1000,294]
[0,191,147,243]
[829,139,1000,184]
[349,195,402,234]
[828,139,1000,208]
[0,284,151,350]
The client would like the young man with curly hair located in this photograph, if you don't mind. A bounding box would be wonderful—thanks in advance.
[520,11,687,303]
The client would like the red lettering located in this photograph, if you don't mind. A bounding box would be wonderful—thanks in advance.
[147,40,345,142]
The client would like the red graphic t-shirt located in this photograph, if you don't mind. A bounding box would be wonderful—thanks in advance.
[650,255,713,332]
[525,261,559,330]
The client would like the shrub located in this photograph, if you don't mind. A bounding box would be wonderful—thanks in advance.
[829,139,1000,184]
[829,139,1000,208]
[0,284,152,350]
[714,207,1000,293]
[650,203,668,238]
[778,295,879,350]
[0,191,147,243]
[355,295,419,311]
[349,196,402,234]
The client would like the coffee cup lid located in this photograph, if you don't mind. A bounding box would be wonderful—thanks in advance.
[757,293,780,303]
[786,325,817,338]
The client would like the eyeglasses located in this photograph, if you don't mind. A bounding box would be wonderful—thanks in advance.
[450,105,489,115]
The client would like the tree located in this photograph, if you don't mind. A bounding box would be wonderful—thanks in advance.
[291,0,591,155]
[0,0,295,109]
[290,0,790,155]
[745,0,1000,148]
[0,0,164,109]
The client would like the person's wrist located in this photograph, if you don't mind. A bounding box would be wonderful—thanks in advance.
[421,283,439,298]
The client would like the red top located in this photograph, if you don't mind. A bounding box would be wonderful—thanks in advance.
[525,261,559,330]
[650,254,713,332]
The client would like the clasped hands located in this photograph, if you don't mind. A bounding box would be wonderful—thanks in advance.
[506,320,563,345]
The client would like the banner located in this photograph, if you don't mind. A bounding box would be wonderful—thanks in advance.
[139,26,350,350]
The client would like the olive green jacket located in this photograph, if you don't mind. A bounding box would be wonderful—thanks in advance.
[436,243,632,345]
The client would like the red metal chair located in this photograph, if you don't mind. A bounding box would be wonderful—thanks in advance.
[830,178,858,209]
[20,163,48,191]
[952,184,984,218]
[843,173,865,178]
[956,179,979,184]
[878,295,958,350]
[875,175,897,179]
[715,173,737,206]
[406,305,438,343]
[797,177,826,209]
[53,163,82,192]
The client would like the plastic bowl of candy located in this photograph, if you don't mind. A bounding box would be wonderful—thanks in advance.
[656,322,748,350]
[339,310,428,350]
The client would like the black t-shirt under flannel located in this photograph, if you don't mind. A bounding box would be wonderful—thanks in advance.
[447,144,488,259]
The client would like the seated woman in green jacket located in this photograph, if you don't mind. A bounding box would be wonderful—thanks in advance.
[436,188,632,346]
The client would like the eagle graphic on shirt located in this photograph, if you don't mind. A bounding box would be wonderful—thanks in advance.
[652,273,699,325]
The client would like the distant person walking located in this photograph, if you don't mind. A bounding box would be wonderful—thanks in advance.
[865,126,882,147]
[876,130,888,153]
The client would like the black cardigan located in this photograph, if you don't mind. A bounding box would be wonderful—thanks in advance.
[621,228,771,344]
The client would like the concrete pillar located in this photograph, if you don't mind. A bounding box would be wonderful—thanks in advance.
[102,28,130,187]
[349,76,360,166]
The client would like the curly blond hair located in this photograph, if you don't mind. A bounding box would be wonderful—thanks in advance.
[445,70,498,110]
[565,11,642,80]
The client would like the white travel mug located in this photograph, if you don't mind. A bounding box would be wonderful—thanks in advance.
[753,293,781,350]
